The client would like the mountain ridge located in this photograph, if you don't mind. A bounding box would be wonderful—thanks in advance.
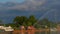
[0,0,60,23]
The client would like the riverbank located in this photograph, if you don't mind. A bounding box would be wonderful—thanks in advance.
[0,29,59,34]
[0,28,60,34]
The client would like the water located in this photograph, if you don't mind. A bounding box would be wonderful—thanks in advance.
[0,30,12,34]
[0,30,60,34]
[35,31,59,34]
[25,31,59,34]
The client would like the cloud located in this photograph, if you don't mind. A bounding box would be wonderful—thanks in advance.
[5,0,47,11]
[0,0,60,12]
[0,0,60,23]
[0,0,60,11]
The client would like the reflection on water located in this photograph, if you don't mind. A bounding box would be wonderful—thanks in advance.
[21,31,59,34]
[35,31,58,34]
[0,30,60,34]
[0,29,13,34]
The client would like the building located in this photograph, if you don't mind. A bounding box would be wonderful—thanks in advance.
[0,26,14,31]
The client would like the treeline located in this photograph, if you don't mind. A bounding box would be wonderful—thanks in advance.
[0,15,57,29]
[6,15,37,29]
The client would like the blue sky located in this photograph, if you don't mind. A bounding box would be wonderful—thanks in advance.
[0,0,25,3]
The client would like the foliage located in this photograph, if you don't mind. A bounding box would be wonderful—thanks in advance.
[5,15,57,29]
[13,16,27,25]
[39,18,57,28]
[13,15,37,27]
[26,15,37,26]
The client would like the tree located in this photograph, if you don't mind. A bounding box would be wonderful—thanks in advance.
[38,18,50,28]
[13,16,27,26]
[13,15,37,27]
[13,15,38,29]
[27,15,37,26]
[39,18,57,28]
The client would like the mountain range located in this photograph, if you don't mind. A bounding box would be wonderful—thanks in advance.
[0,0,60,23]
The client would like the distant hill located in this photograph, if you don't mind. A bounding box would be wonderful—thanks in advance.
[0,0,60,23]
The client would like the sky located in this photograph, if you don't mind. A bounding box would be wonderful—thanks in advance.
[0,0,25,3]
[0,0,60,23]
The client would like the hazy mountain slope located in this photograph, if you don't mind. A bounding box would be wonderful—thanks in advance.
[0,0,60,23]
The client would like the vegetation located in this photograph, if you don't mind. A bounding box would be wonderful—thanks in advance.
[0,15,58,29]
[13,15,37,27]
[38,18,57,28]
